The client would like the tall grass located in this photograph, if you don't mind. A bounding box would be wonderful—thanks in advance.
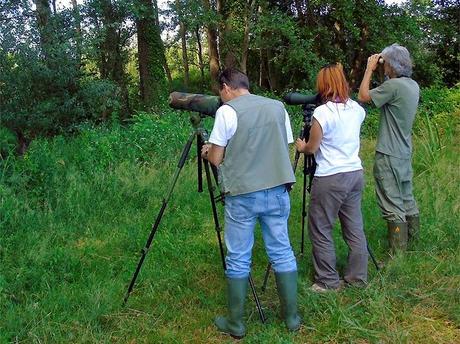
[0,87,459,343]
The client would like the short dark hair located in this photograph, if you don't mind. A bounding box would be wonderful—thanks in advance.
[218,68,250,90]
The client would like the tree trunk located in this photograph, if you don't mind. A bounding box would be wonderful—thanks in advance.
[195,26,205,92]
[257,4,273,90]
[259,48,270,89]
[163,57,173,87]
[203,0,220,94]
[34,0,52,59]
[180,24,189,89]
[217,0,238,68]
[14,129,29,156]
[71,0,82,68]
[350,24,369,89]
[267,48,278,91]
[175,0,189,89]
[240,0,254,74]
[216,0,224,57]
[136,0,167,109]
[100,0,130,118]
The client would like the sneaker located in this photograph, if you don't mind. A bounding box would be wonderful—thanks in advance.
[310,283,330,293]
[343,280,367,289]
[310,282,343,293]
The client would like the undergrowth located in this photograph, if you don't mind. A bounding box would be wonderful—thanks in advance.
[0,87,459,343]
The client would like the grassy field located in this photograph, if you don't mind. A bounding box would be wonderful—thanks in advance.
[1,88,459,343]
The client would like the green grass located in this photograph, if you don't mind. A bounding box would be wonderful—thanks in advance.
[1,88,459,343]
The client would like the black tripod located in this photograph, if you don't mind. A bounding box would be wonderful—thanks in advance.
[123,113,266,323]
[261,104,379,291]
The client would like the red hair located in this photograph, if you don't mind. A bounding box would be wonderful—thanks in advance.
[316,63,350,103]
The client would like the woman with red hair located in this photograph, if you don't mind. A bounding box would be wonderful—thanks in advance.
[296,63,368,292]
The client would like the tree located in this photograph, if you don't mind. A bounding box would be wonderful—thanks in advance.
[135,0,167,108]
[174,0,190,88]
[71,0,82,67]
[203,0,220,93]
[427,0,459,85]
[0,0,86,153]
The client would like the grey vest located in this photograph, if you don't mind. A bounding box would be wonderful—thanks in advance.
[220,94,295,196]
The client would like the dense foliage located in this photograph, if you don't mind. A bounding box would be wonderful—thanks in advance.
[1,0,459,153]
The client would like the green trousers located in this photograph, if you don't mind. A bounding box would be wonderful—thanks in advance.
[373,152,419,222]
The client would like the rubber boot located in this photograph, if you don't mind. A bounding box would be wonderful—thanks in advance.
[406,215,420,242]
[214,277,248,339]
[275,271,301,331]
[387,221,408,253]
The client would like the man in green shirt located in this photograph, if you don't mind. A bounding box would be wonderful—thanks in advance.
[358,44,420,253]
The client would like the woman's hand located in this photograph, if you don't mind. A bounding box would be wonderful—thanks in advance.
[294,120,322,154]
[295,138,307,153]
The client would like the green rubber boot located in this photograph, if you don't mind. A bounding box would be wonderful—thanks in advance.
[214,277,248,339]
[275,271,301,331]
[387,221,408,253]
[406,215,420,242]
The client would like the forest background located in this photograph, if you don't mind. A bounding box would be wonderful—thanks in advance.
[0,0,458,149]
[1,0,459,343]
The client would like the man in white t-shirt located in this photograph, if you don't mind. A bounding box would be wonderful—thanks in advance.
[201,68,300,338]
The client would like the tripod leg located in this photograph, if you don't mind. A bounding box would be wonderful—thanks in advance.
[197,136,203,193]
[123,131,196,305]
[263,121,310,292]
[367,243,380,271]
[300,154,308,256]
[201,147,266,323]
[292,123,306,173]
[261,262,272,292]
[203,158,226,271]
[249,273,266,323]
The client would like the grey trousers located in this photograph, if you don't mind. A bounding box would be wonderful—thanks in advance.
[373,152,419,222]
[308,170,368,289]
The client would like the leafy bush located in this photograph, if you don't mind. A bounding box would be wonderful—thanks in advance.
[0,126,16,158]
[78,79,122,123]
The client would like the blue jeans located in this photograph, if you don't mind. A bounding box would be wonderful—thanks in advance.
[224,185,297,278]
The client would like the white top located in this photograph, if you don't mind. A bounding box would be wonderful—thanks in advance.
[209,104,294,147]
[313,99,366,176]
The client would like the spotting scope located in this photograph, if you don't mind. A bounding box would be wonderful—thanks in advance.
[169,92,222,117]
[283,92,320,106]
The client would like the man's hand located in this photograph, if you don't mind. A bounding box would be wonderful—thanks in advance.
[366,54,381,73]
[201,143,225,166]
[359,53,380,103]
[201,143,211,159]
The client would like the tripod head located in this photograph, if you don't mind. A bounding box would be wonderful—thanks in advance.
[301,104,316,127]
[188,112,208,137]
[283,92,318,177]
